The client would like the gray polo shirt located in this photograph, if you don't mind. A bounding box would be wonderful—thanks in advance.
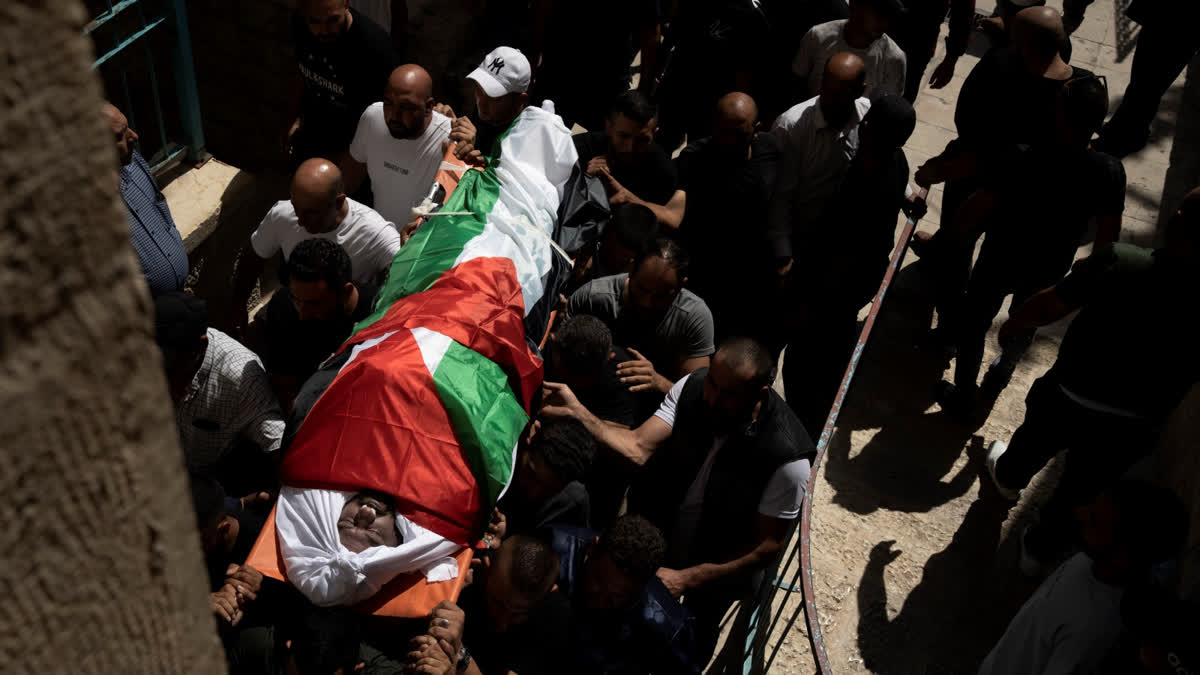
[568,273,715,378]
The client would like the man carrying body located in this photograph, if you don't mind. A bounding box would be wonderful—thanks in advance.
[568,203,660,294]
[263,238,379,412]
[792,0,908,101]
[568,239,714,398]
[155,292,285,485]
[418,535,571,675]
[341,65,453,226]
[573,91,685,229]
[498,417,597,536]
[288,0,398,165]
[231,159,399,332]
[985,187,1200,571]
[769,52,870,281]
[550,515,704,674]
[540,337,816,662]
[676,92,782,347]
[936,75,1124,416]
[104,102,188,296]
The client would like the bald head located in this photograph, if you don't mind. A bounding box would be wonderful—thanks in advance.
[824,52,868,91]
[1013,6,1068,67]
[383,64,436,139]
[291,159,346,233]
[102,102,137,165]
[388,65,433,100]
[712,92,759,158]
[819,53,867,130]
[716,92,758,126]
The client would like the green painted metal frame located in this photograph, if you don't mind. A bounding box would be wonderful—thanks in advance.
[88,0,206,170]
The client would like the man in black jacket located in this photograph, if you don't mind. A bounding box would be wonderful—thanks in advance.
[540,336,815,662]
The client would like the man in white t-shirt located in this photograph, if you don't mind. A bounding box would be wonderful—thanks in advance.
[793,0,907,100]
[980,481,1188,675]
[540,336,816,662]
[341,64,452,226]
[230,159,400,331]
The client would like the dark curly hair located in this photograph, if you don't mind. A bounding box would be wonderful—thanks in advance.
[286,237,353,292]
[594,515,666,584]
[552,315,613,378]
[530,417,597,485]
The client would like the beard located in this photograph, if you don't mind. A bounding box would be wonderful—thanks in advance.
[387,121,421,140]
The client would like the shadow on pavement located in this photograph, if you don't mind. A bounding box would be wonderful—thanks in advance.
[820,260,988,516]
[853,478,1029,674]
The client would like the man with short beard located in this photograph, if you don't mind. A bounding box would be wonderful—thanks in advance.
[540,337,816,662]
[341,64,453,225]
[288,0,398,164]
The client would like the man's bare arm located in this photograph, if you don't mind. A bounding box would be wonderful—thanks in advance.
[658,514,791,596]
[540,381,671,466]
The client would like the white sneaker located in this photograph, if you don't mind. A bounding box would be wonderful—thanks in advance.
[986,440,1020,501]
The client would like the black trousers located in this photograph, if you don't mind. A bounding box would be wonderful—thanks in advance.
[891,1,948,102]
[782,301,861,438]
[952,247,1043,392]
[927,177,981,339]
[996,372,1155,557]
[1104,21,1200,144]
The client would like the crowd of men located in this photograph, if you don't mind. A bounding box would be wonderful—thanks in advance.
[110,0,1200,672]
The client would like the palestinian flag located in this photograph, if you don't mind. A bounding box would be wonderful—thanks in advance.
[280,104,578,553]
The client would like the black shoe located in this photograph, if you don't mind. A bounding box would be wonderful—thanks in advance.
[980,363,1015,399]
[922,328,957,360]
[936,380,977,420]
[1063,10,1084,35]
[1093,129,1148,159]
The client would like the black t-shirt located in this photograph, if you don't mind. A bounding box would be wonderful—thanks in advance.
[572,131,678,206]
[500,480,591,536]
[539,0,661,86]
[459,581,572,675]
[676,134,781,290]
[265,283,380,378]
[669,0,771,92]
[955,47,1095,157]
[981,145,1126,283]
[293,8,398,152]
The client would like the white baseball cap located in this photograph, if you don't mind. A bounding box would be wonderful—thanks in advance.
[467,46,531,98]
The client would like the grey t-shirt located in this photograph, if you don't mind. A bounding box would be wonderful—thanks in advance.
[567,273,715,378]
[979,553,1124,675]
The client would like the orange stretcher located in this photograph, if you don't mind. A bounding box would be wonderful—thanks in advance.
[245,505,473,618]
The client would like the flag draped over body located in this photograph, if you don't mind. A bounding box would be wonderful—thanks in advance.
[272,105,578,608]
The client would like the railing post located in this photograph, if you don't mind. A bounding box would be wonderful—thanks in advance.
[167,0,207,164]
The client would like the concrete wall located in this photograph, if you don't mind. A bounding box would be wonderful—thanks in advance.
[1156,385,1200,601]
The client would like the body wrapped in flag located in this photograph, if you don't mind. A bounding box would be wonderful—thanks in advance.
[256,104,579,611]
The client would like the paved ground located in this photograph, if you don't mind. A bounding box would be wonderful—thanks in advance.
[747,1,1200,672]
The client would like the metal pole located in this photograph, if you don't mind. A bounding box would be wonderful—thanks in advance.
[167,0,207,163]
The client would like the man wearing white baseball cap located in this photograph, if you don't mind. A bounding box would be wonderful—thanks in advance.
[463,46,532,157]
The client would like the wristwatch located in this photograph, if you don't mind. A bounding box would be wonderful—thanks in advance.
[457,645,472,673]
